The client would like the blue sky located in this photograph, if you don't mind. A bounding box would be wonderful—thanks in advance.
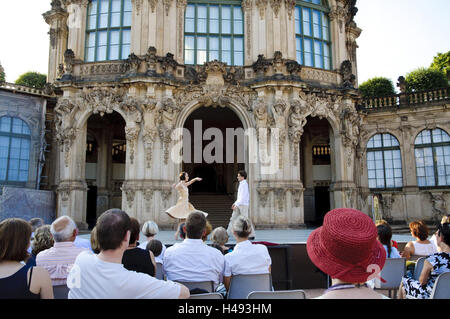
[0,0,449,87]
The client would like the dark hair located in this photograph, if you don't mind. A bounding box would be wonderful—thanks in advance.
[146,239,163,257]
[238,170,247,179]
[128,218,141,245]
[179,223,186,239]
[179,172,188,181]
[377,224,393,258]
[409,220,429,241]
[0,218,32,262]
[29,218,44,233]
[437,223,450,247]
[96,209,131,251]
[185,212,206,239]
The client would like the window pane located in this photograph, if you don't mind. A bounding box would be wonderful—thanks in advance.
[186,18,195,33]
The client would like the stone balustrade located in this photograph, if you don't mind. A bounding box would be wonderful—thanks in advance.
[358,87,450,111]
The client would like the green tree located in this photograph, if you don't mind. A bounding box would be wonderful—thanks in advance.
[430,51,450,74]
[0,63,5,83]
[405,67,448,92]
[15,71,47,89]
[359,77,396,98]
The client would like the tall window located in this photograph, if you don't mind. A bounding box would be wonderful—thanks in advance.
[0,117,31,184]
[85,0,132,62]
[366,134,403,190]
[415,128,450,188]
[184,1,244,66]
[295,0,331,70]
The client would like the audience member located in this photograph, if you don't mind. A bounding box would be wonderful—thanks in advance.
[375,219,399,249]
[430,214,450,250]
[28,218,45,254]
[138,220,166,263]
[36,216,89,286]
[401,220,437,260]
[0,218,53,299]
[90,226,100,254]
[399,223,450,299]
[146,240,163,259]
[377,224,402,258]
[210,227,231,255]
[68,209,189,299]
[177,222,186,240]
[26,225,54,267]
[122,217,156,277]
[307,208,388,299]
[202,220,213,242]
[223,217,271,291]
[163,212,225,290]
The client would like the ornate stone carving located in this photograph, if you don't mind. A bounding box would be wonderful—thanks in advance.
[428,192,448,223]
[285,0,295,19]
[256,0,268,19]
[290,188,303,208]
[380,194,394,222]
[149,0,158,12]
[164,0,173,16]
[329,5,347,32]
[125,53,141,74]
[288,100,307,165]
[223,66,244,85]
[242,0,253,12]
[340,60,356,89]
[158,52,178,73]
[157,97,179,164]
[125,125,140,164]
[252,54,272,76]
[270,98,288,169]
[142,97,158,168]
[131,0,142,15]
[63,49,75,75]
[81,87,125,117]
[285,60,302,75]
[274,188,287,211]
[257,188,271,208]
[121,184,136,208]
[270,0,282,18]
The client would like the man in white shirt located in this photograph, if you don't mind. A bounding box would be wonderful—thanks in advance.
[227,170,255,238]
[163,211,225,290]
[68,209,189,299]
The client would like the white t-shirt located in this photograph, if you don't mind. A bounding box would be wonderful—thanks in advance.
[68,251,181,299]
[224,240,271,277]
[163,239,225,287]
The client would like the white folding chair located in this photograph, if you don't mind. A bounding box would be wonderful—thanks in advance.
[430,272,450,299]
[247,290,306,299]
[227,274,272,299]
[53,285,70,299]
[374,258,406,299]
[413,257,426,281]
[189,292,224,299]
[175,281,214,293]
[155,262,165,280]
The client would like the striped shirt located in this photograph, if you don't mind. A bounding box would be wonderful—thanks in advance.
[36,242,89,286]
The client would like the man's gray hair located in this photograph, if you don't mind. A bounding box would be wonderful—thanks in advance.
[50,216,77,242]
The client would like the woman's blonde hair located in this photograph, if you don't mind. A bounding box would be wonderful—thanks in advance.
[211,227,229,246]
[32,225,54,256]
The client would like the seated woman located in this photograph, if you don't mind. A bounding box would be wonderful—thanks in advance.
[223,216,271,291]
[138,220,166,264]
[430,215,450,251]
[401,220,437,260]
[210,227,231,255]
[377,224,402,258]
[0,218,53,299]
[122,218,156,277]
[399,223,450,299]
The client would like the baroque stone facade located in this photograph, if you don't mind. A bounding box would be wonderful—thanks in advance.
[42,0,449,229]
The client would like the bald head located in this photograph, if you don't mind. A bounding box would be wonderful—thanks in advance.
[51,216,77,242]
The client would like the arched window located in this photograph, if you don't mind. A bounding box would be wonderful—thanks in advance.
[184,1,244,66]
[415,128,450,187]
[0,116,31,184]
[295,0,331,70]
[366,134,403,190]
[85,0,132,62]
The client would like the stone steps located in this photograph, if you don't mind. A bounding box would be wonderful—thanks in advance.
[190,194,235,229]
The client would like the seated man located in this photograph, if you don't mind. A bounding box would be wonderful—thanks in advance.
[36,216,88,286]
[68,209,189,299]
[163,212,225,290]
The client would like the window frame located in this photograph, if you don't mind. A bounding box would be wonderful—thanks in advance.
[414,128,450,189]
[184,0,244,66]
[295,0,332,70]
[0,116,31,186]
[85,0,132,62]
[366,133,403,191]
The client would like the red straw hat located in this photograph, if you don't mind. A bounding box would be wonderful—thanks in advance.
[307,208,386,283]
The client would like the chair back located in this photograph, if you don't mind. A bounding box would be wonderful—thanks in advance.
[53,285,70,299]
[374,258,406,290]
[155,262,164,280]
[189,292,223,299]
[175,281,214,293]
[430,272,450,299]
[247,290,306,299]
[413,257,426,280]
[228,274,272,299]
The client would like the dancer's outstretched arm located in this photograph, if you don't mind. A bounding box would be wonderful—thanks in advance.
[185,177,202,187]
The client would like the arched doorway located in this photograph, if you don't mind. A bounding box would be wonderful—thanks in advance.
[182,106,245,227]
[301,116,333,226]
[85,111,126,229]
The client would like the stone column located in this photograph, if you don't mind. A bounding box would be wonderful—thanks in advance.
[175,0,187,63]
[328,3,347,71]
[43,2,69,83]
[64,0,89,60]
